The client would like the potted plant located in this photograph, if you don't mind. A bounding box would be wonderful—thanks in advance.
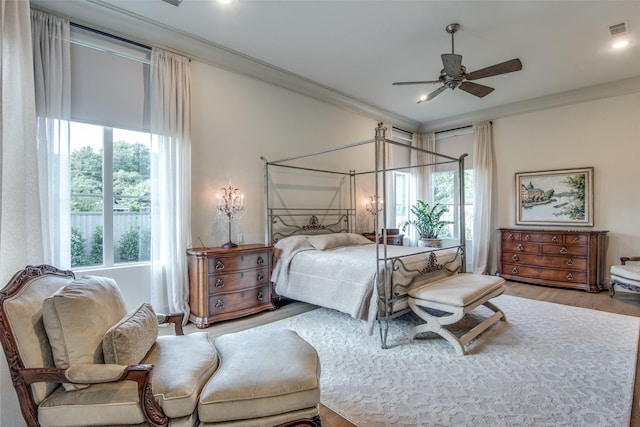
[401,200,452,248]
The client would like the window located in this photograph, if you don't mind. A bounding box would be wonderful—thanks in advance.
[432,169,474,240]
[68,25,152,268]
[432,129,474,241]
[70,123,152,267]
[393,171,410,229]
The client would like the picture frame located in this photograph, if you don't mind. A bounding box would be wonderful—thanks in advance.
[515,167,594,226]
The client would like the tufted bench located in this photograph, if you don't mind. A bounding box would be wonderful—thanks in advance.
[199,329,321,426]
[408,273,506,355]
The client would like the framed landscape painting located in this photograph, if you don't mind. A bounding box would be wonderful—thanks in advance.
[515,167,594,226]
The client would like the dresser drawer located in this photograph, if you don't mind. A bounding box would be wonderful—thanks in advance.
[501,241,540,254]
[563,234,589,245]
[540,244,588,257]
[207,251,270,272]
[208,285,271,316]
[502,253,587,271]
[207,266,270,294]
[502,264,587,284]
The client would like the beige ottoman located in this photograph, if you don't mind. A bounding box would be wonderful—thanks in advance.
[199,329,321,427]
[408,273,506,355]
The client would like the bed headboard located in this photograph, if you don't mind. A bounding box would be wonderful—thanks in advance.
[267,208,355,244]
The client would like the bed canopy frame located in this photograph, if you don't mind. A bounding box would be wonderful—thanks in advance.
[261,123,468,347]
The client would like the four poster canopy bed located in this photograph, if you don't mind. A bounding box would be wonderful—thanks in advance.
[262,124,469,348]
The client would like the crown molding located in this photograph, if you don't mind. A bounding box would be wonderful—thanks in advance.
[30,0,420,132]
[421,75,640,133]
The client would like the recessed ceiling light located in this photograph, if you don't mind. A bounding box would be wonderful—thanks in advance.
[612,39,630,49]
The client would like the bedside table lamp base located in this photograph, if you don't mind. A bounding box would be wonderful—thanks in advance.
[222,223,237,249]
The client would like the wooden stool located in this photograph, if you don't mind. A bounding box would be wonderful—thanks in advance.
[408,273,506,355]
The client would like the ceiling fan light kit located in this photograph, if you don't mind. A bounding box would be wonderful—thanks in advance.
[393,23,523,103]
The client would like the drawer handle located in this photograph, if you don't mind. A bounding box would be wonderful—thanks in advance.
[560,247,568,254]
[512,254,519,261]
[517,244,524,251]
[566,273,573,281]
[552,236,558,243]
[511,267,518,274]
[257,273,265,281]
[508,233,514,240]
[215,260,225,270]
[566,259,573,266]
[215,278,224,288]
[257,291,264,301]
[257,256,264,265]
[524,234,530,241]
[573,236,579,243]
[215,299,225,309]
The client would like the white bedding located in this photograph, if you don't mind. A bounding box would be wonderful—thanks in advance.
[271,233,461,334]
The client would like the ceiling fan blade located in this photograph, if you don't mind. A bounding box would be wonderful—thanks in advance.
[392,80,441,86]
[417,85,448,103]
[459,81,495,98]
[441,54,463,77]
[465,58,522,81]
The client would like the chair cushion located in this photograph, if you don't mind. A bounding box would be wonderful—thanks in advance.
[409,273,506,307]
[38,332,218,425]
[42,275,128,391]
[199,329,320,423]
[103,303,158,365]
[611,264,640,282]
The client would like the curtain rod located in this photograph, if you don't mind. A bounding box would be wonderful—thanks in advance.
[435,124,472,135]
[70,22,152,51]
[434,121,493,135]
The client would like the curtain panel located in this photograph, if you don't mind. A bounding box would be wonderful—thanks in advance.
[31,9,71,268]
[472,121,494,274]
[150,48,192,317]
[406,132,435,246]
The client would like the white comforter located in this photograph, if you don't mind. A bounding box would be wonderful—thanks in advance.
[271,234,460,334]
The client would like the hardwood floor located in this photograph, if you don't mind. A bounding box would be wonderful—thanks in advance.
[188,281,640,427]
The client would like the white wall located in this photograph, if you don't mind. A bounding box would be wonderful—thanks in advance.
[189,61,377,247]
[493,92,640,276]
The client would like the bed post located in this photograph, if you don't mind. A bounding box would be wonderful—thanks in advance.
[375,122,391,349]
[458,154,468,273]
[262,156,270,245]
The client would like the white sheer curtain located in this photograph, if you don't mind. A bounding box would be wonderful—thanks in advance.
[31,9,71,268]
[472,121,494,274]
[1,2,43,423]
[406,132,435,246]
[150,48,192,317]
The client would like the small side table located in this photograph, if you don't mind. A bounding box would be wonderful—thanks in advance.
[363,229,404,246]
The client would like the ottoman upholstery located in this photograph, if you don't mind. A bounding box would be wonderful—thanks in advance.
[408,273,506,355]
[199,329,320,426]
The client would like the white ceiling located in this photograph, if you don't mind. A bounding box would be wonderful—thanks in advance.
[32,0,640,131]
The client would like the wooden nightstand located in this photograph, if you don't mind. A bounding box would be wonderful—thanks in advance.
[186,244,275,328]
[363,229,404,246]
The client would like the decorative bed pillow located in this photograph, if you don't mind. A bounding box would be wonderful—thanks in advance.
[42,275,128,390]
[103,303,158,366]
[307,233,373,250]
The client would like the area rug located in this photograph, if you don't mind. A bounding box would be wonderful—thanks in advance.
[236,295,639,426]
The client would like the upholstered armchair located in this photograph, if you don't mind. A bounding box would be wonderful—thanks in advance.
[610,256,640,297]
[0,265,321,427]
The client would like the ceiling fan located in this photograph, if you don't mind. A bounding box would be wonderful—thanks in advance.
[392,23,522,103]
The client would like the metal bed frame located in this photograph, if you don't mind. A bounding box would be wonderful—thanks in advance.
[261,123,468,348]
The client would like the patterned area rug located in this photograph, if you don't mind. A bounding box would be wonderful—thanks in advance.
[238,295,639,426]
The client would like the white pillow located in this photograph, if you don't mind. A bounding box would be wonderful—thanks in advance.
[306,233,373,250]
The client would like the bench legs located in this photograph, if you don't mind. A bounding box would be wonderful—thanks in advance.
[409,288,506,355]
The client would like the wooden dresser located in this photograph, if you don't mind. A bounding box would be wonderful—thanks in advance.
[497,228,608,293]
[186,244,275,328]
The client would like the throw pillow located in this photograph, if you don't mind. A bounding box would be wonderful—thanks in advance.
[42,275,128,391]
[103,303,158,366]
